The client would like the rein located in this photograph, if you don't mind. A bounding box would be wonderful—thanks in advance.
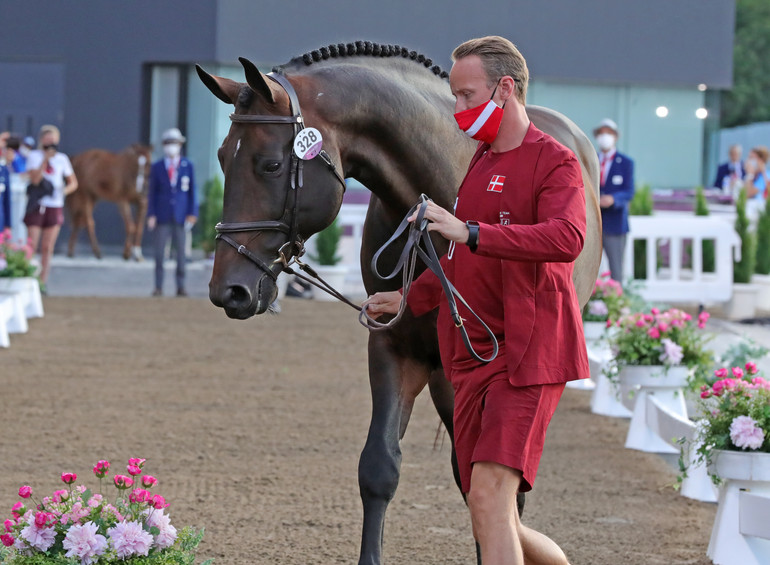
[215,72,351,300]
[360,195,499,364]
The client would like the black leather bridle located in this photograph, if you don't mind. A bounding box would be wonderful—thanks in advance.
[215,72,347,284]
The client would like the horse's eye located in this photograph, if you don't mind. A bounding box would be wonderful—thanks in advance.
[263,161,281,174]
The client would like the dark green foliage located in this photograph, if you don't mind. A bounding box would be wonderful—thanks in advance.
[734,188,757,283]
[193,177,224,255]
[721,0,770,127]
[694,186,716,273]
[629,184,653,280]
[312,218,342,265]
[756,196,770,275]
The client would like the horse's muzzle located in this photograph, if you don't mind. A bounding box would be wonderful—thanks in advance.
[210,276,277,318]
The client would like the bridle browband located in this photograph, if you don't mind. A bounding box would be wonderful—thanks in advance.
[215,72,347,288]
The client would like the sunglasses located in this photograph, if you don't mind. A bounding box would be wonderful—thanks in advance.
[42,144,58,151]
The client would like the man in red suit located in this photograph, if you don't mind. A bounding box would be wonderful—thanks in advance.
[363,36,588,565]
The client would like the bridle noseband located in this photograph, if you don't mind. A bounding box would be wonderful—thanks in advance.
[215,72,346,283]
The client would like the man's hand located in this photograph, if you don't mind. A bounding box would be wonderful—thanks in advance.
[361,291,402,319]
[599,194,615,208]
[147,216,156,230]
[185,215,197,227]
[408,200,469,244]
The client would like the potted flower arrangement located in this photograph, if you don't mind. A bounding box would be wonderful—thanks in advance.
[309,218,348,301]
[0,458,211,565]
[693,362,770,481]
[606,307,713,387]
[0,228,36,281]
[693,365,770,565]
[582,271,629,342]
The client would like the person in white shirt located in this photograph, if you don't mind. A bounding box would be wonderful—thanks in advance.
[24,125,78,293]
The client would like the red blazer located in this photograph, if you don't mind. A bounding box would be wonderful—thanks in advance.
[407,124,590,386]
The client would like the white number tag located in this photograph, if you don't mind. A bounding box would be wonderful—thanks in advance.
[293,127,323,160]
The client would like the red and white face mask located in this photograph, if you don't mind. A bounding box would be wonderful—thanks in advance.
[454,83,504,144]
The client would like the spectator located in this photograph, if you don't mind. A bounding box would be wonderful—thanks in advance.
[743,145,768,222]
[713,144,744,195]
[147,128,197,296]
[24,125,79,294]
[5,136,27,173]
[0,147,10,231]
[594,118,635,285]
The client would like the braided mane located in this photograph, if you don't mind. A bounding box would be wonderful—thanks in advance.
[273,40,449,79]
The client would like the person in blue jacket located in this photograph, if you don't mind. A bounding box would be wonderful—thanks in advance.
[594,118,635,285]
[0,156,11,232]
[147,128,198,296]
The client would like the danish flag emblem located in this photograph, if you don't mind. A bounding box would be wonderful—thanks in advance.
[487,175,505,193]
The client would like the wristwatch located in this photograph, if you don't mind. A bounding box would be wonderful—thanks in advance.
[465,220,479,252]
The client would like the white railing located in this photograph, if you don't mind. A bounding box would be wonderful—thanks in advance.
[623,215,741,304]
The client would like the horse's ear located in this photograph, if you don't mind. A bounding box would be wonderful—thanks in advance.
[196,64,240,105]
[239,57,275,105]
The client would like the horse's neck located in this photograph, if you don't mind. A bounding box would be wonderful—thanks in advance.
[293,63,474,217]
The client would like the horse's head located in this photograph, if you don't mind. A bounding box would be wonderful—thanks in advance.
[196,58,346,318]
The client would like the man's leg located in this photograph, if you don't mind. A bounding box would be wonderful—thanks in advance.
[170,223,187,293]
[153,223,171,293]
[468,462,568,565]
[602,232,627,284]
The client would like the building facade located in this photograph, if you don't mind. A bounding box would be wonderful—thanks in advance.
[0,0,735,245]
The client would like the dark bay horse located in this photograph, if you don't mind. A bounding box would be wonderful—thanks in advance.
[197,42,601,565]
[66,144,152,260]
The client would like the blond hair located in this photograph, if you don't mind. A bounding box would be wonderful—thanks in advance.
[38,124,61,146]
[751,146,769,164]
[452,36,529,104]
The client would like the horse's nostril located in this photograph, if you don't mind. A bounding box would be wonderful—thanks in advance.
[223,284,252,308]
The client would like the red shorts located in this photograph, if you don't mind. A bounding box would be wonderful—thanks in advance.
[452,366,565,494]
[24,206,64,229]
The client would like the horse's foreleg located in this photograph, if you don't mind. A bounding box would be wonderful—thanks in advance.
[132,196,148,261]
[117,201,135,261]
[82,200,101,259]
[358,332,430,565]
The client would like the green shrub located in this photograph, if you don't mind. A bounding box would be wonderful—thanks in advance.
[734,188,757,283]
[194,176,224,254]
[312,218,342,265]
[629,184,653,279]
[756,195,770,275]
[694,185,716,273]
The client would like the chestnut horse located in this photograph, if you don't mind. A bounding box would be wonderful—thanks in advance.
[197,42,601,565]
[66,144,152,260]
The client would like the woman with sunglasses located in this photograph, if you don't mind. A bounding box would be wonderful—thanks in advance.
[24,125,78,294]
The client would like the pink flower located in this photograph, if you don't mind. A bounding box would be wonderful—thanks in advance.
[650,307,659,315]
[647,327,661,339]
[128,489,152,504]
[141,475,158,489]
[52,489,69,503]
[732,367,744,379]
[151,495,168,510]
[87,494,104,508]
[144,509,177,549]
[34,512,54,529]
[0,533,13,547]
[700,389,711,399]
[657,322,669,333]
[605,318,614,328]
[62,521,108,565]
[93,460,110,478]
[128,458,146,469]
[600,270,611,278]
[11,502,24,519]
[730,415,766,450]
[113,475,134,490]
[107,520,153,558]
[3,519,14,533]
[746,362,759,375]
[61,472,77,485]
[659,338,684,365]
[714,368,729,379]
[18,486,32,499]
